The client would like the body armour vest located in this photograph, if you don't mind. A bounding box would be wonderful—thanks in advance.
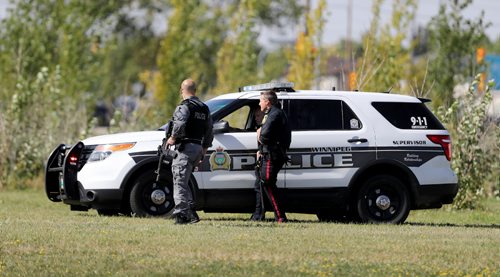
[182,98,210,141]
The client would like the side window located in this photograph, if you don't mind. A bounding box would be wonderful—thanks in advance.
[342,102,362,130]
[222,105,251,130]
[287,99,362,131]
[217,99,261,132]
[372,102,445,130]
[288,100,341,130]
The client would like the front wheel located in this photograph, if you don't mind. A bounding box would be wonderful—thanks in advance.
[129,168,175,218]
[356,175,410,224]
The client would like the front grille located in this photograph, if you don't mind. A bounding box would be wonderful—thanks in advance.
[78,145,96,170]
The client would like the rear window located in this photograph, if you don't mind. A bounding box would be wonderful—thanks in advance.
[372,102,445,130]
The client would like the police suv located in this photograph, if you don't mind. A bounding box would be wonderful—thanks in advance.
[45,82,458,224]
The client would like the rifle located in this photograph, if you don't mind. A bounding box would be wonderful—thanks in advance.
[155,120,177,182]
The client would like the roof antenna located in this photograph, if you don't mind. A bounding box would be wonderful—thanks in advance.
[385,86,393,93]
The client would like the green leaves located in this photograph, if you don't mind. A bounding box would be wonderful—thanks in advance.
[437,75,497,209]
[0,0,304,188]
[428,0,490,109]
[156,0,225,116]
[356,0,417,92]
[0,1,131,188]
[287,0,326,90]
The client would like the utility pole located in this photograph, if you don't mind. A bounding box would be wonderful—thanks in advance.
[305,0,310,36]
[347,0,352,64]
[345,0,353,90]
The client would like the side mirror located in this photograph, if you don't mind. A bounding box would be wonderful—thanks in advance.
[213,120,229,134]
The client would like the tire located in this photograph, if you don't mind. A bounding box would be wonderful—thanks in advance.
[129,168,175,218]
[356,175,410,224]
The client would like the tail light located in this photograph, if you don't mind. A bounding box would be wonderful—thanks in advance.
[427,135,451,161]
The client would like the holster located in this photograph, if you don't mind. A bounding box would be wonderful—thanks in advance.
[176,143,184,152]
[164,148,178,159]
[158,139,177,159]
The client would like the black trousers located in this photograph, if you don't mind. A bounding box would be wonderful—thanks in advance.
[253,153,287,221]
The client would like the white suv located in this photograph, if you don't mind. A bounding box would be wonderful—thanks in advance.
[45,82,458,223]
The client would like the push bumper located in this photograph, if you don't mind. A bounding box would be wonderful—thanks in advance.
[45,142,123,210]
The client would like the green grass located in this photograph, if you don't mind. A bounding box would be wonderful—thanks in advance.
[1,190,499,276]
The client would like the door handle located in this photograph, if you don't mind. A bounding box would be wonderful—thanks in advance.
[347,138,368,143]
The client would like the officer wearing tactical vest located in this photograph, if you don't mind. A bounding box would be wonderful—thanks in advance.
[167,79,213,224]
[251,90,291,223]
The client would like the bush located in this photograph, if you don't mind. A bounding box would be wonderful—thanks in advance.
[0,67,91,189]
[437,75,497,209]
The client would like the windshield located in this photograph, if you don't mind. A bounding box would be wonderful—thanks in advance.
[206,99,235,114]
[158,98,235,130]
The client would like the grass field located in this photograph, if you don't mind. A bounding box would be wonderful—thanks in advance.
[1,190,499,276]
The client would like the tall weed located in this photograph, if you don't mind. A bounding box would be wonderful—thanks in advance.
[0,67,90,189]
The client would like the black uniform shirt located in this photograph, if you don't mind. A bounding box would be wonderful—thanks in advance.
[259,105,288,149]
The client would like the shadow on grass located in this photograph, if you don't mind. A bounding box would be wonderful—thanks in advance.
[405,221,500,229]
[208,218,500,229]
[203,217,322,223]
[76,213,499,229]
[198,218,321,228]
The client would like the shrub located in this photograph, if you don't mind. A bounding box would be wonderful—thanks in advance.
[437,75,497,209]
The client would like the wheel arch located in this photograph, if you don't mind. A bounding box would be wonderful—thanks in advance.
[119,156,204,211]
[348,159,420,209]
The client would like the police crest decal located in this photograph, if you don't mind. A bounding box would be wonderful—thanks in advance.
[209,146,231,171]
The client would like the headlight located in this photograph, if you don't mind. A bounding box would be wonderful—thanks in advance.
[88,142,136,162]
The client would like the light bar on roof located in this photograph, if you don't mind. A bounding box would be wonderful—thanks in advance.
[240,81,294,92]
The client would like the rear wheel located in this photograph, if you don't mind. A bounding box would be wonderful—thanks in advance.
[129,168,175,218]
[356,175,410,224]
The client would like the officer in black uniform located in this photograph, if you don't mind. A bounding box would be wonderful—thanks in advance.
[167,79,213,224]
[251,90,291,223]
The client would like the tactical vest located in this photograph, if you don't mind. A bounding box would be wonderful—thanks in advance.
[182,98,210,142]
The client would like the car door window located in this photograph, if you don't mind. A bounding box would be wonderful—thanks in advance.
[220,101,261,132]
[223,105,250,130]
[342,102,362,130]
[288,99,362,131]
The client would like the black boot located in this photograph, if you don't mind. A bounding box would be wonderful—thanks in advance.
[250,211,265,221]
[189,210,200,224]
[174,214,190,225]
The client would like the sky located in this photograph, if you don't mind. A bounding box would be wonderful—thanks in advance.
[0,0,498,48]
[261,0,500,48]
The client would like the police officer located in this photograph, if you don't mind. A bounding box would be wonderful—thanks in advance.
[251,90,291,223]
[167,79,213,224]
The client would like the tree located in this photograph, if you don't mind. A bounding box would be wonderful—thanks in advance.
[287,0,326,90]
[155,0,226,117]
[428,1,498,209]
[428,0,490,109]
[486,36,500,54]
[0,0,304,188]
[212,0,262,95]
[262,47,290,83]
[155,0,303,113]
[356,0,417,92]
[97,3,165,102]
[0,0,159,188]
